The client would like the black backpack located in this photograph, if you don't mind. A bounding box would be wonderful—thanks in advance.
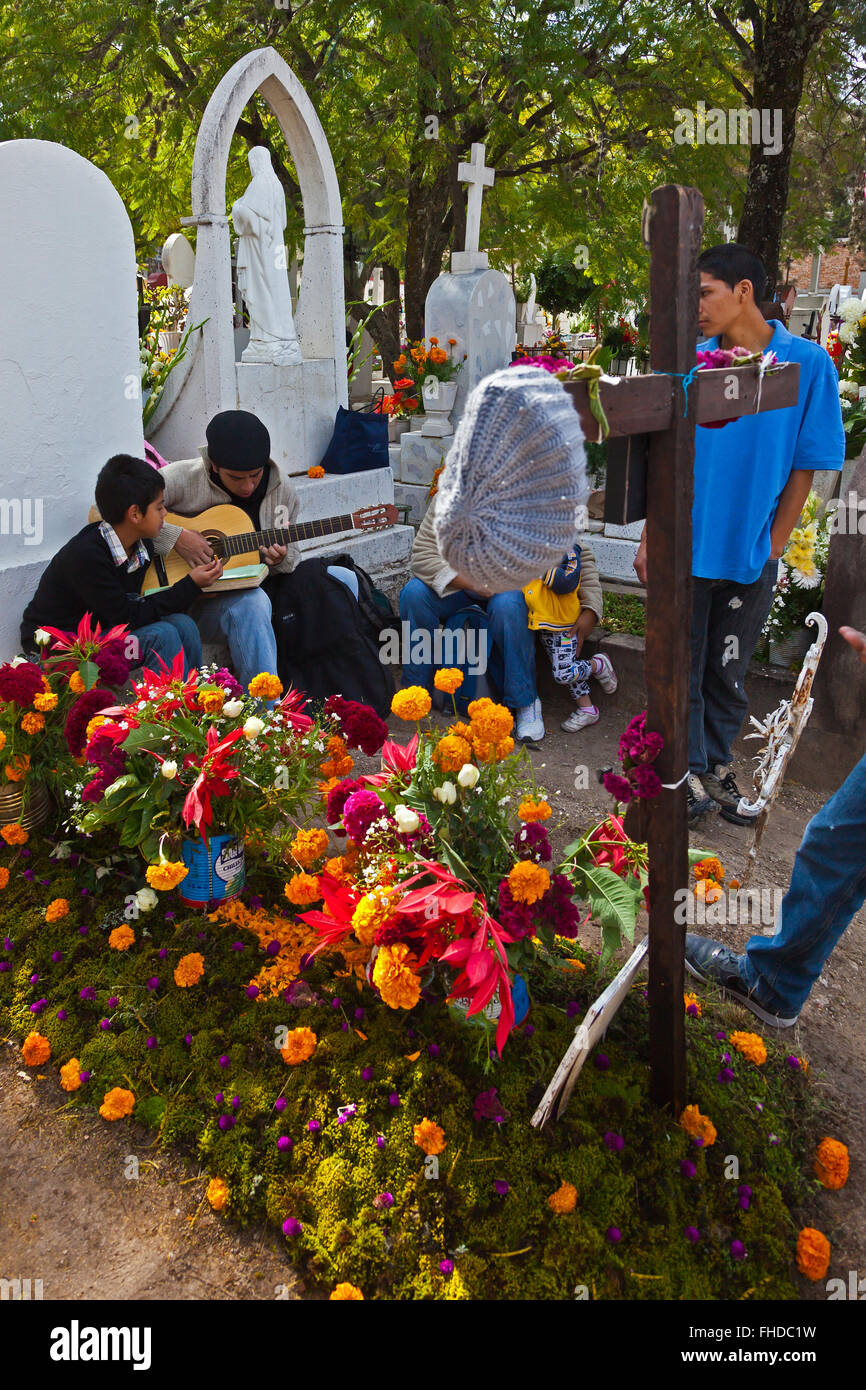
[263,556,396,718]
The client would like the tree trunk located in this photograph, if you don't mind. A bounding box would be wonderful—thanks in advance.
[733,0,837,296]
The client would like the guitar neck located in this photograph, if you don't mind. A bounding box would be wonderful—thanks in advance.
[220,514,354,558]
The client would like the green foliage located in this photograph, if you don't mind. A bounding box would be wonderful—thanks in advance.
[0,837,825,1300]
[602,594,646,638]
[534,252,596,322]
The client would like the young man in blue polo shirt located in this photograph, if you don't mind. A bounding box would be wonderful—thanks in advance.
[635,244,845,823]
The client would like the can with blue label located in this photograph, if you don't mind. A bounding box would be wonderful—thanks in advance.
[179,834,246,909]
[449,972,530,1029]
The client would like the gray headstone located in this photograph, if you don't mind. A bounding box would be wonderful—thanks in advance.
[424,267,516,426]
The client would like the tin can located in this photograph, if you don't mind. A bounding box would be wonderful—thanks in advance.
[178,834,245,909]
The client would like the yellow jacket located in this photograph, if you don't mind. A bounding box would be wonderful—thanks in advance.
[522,579,581,631]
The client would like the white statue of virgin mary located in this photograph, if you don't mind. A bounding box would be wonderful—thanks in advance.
[231,146,303,366]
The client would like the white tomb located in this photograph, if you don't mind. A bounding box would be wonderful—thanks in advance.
[0,140,144,660]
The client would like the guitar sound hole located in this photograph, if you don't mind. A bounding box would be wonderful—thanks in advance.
[204,531,227,559]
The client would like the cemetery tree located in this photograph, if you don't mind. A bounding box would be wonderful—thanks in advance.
[534,252,596,327]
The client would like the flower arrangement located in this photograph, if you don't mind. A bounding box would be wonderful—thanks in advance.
[394,337,464,397]
[601,316,639,360]
[762,490,830,650]
[139,283,206,429]
[601,711,664,805]
[374,376,420,419]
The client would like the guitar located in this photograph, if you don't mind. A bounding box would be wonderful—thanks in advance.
[141,502,398,594]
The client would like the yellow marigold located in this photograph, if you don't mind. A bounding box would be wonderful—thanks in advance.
[352,887,397,946]
[21,1031,51,1066]
[391,686,432,721]
[548,1181,578,1214]
[284,872,322,906]
[434,734,472,773]
[281,1026,318,1065]
[448,720,473,741]
[68,672,86,694]
[330,1283,364,1300]
[174,952,205,987]
[145,860,189,891]
[45,898,69,922]
[20,711,44,735]
[1,823,28,845]
[518,798,552,823]
[60,1058,82,1092]
[684,992,702,1017]
[249,672,283,700]
[728,1030,767,1065]
[5,754,30,782]
[373,942,421,1009]
[694,878,723,903]
[109,924,135,951]
[0,867,8,890]
[693,857,724,882]
[99,1087,135,1121]
[433,668,464,694]
[796,1227,831,1282]
[413,1117,446,1155]
[813,1137,849,1191]
[508,861,550,905]
[308,465,326,478]
[679,1104,717,1147]
[33,691,58,712]
[290,827,330,869]
[85,715,109,743]
[206,1177,229,1211]
[199,688,225,714]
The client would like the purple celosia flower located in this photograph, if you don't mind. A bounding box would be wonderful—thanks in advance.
[307,1120,321,1133]
[3,937,13,951]
[354,1007,365,1020]
[218,1116,232,1132]
[714,1031,727,1041]
[231,942,245,952]
[494,1180,509,1196]
[184,1033,193,1046]
[99,1019,111,1031]
[566,1000,581,1019]
[388,1092,400,1107]
[218,1055,229,1069]
[146,1037,157,1050]
[427,1043,440,1057]
[78,924,89,934]
[474,1088,509,1123]
[786,1055,801,1070]
[376,1135,386,1149]
[717,1067,735,1084]
[373,1192,394,1210]
[29,999,46,1014]
[439,1259,454,1275]
[282,1217,302,1237]
[361,1066,373,1082]
[331,997,341,1010]
[80,986,96,1002]
[249,895,262,912]
[277,1136,293,1152]
[57,1009,68,1021]
[275,1097,287,1112]
[231,1095,240,1109]
[594,1053,610,1071]
[51,951,62,964]
[607,1227,622,1243]
[265,939,281,957]
[738,1195,750,1210]
[730,1240,746,1261]
[107,996,118,1009]
[165,912,175,922]
[146,977,159,992]
[342,789,385,842]
[513,821,552,863]
[604,1132,625,1152]
[685,1226,700,1244]
[79,1069,91,1082]
[679,1159,696,1178]
[30,973,39,984]
[738,1184,752,1198]
[22,869,35,881]
[686,1002,699,1017]
[158,948,168,960]
[245,985,259,999]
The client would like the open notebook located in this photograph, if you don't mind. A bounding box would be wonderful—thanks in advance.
[143,563,268,595]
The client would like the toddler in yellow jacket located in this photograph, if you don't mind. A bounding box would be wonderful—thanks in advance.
[523,547,618,732]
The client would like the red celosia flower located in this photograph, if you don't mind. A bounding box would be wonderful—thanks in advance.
[64,688,116,757]
[0,662,45,707]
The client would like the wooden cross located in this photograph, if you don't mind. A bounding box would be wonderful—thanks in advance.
[452,143,495,272]
[560,185,801,1112]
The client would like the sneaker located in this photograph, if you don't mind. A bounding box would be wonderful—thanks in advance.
[515,696,545,743]
[561,704,599,733]
[687,772,717,823]
[684,933,799,1028]
[591,652,618,694]
[700,764,757,826]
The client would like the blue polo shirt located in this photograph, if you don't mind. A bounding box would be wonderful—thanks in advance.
[692,322,845,582]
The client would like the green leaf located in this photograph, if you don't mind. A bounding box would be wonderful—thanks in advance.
[80,660,100,691]
[584,864,642,948]
[104,774,141,802]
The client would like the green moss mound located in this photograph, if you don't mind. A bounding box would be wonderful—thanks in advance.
[1,840,819,1300]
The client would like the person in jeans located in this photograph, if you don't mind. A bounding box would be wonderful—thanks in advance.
[634,243,845,823]
[20,454,214,673]
[685,624,866,1027]
[401,493,604,741]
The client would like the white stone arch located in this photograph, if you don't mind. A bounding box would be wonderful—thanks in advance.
[149,46,347,454]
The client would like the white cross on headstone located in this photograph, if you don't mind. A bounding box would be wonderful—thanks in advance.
[451,142,494,273]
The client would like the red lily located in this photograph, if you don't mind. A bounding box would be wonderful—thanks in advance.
[182,725,245,840]
[361,734,419,788]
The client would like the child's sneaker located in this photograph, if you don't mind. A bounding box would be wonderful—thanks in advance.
[591,652,618,694]
[561,704,599,732]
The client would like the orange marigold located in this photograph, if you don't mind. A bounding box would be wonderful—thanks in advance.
[434,734,472,773]
[323,855,354,885]
[351,887,397,946]
[20,711,44,735]
[21,1031,51,1066]
[60,1058,82,1092]
[248,671,283,700]
[548,1181,578,1214]
[99,1086,135,1121]
[284,872,321,906]
[145,860,189,891]
[1,823,28,845]
[518,798,552,822]
[108,924,135,951]
[448,720,473,741]
[0,867,8,889]
[693,857,724,882]
[433,667,464,694]
[307,464,326,478]
[5,754,30,782]
[728,1031,767,1066]
[391,686,432,721]
[813,1137,849,1190]
[85,715,109,743]
[330,1282,364,1300]
[206,1177,229,1211]
[508,861,550,905]
[413,1118,446,1155]
[290,827,330,868]
[372,942,421,1009]
[45,898,69,922]
[174,952,205,987]
[796,1227,831,1282]
[199,688,225,715]
[684,992,702,1018]
[468,699,513,744]
[679,1104,717,1147]
[68,672,86,694]
[281,1026,318,1065]
[0,730,5,752]
[694,878,723,904]
[33,691,58,712]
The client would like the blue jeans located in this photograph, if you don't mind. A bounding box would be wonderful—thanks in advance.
[689,559,777,772]
[740,752,866,1016]
[133,614,202,676]
[192,587,278,692]
[399,577,536,709]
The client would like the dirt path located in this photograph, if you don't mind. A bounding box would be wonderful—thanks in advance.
[1,688,862,1300]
